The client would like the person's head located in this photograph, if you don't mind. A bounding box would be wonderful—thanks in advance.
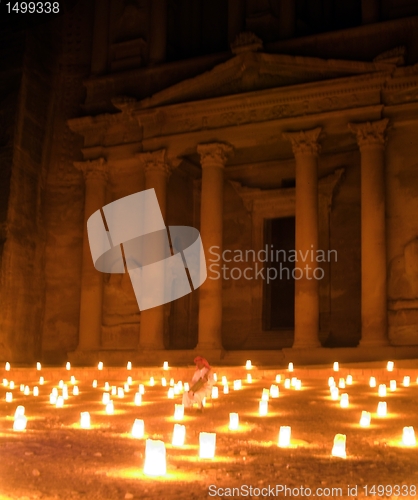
[194,356,209,370]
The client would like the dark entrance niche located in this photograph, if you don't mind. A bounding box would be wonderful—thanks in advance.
[263,217,295,330]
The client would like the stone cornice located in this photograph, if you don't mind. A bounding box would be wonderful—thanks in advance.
[197,143,233,168]
[348,119,389,148]
[282,127,322,156]
[74,158,108,182]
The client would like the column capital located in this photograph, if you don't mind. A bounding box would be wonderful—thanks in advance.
[282,127,322,156]
[74,158,108,182]
[348,119,389,149]
[136,149,178,177]
[197,143,234,168]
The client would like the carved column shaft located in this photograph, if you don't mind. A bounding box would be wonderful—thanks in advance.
[136,150,171,350]
[197,143,233,350]
[349,119,389,346]
[283,128,322,348]
[74,158,108,351]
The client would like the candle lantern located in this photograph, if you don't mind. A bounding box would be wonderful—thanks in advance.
[62,386,69,400]
[104,382,110,391]
[111,386,117,396]
[259,400,268,416]
[92,379,98,388]
[221,376,227,385]
[288,362,294,372]
[52,387,58,397]
[127,376,133,386]
[14,405,25,418]
[261,388,269,401]
[331,434,346,458]
[229,413,239,430]
[291,377,297,387]
[199,432,216,459]
[13,415,27,432]
[33,387,39,397]
[390,380,396,391]
[359,411,371,427]
[5,362,10,371]
[2,379,7,386]
[56,396,64,408]
[132,419,144,438]
[124,383,130,392]
[184,382,189,392]
[149,377,155,387]
[213,373,217,382]
[117,388,124,398]
[223,384,229,394]
[6,392,12,402]
[330,387,339,401]
[102,392,110,405]
[20,384,25,392]
[338,378,345,389]
[377,401,387,417]
[72,386,79,396]
[172,424,186,447]
[378,384,386,397]
[143,439,166,476]
[328,376,335,387]
[66,362,70,370]
[105,401,114,414]
[163,361,169,370]
[246,360,252,370]
[139,384,145,395]
[295,379,302,391]
[275,374,281,383]
[162,378,167,387]
[134,392,142,406]
[167,388,174,399]
[24,386,30,396]
[36,362,41,371]
[247,374,252,383]
[9,381,15,389]
[97,361,103,370]
[174,383,180,395]
[333,362,339,372]
[80,412,90,429]
[403,376,410,387]
[169,378,174,387]
[49,393,57,405]
[284,379,291,389]
[402,426,416,446]
[270,385,279,398]
[127,361,132,370]
[174,404,184,421]
[369,376,376,388]
[387,361,394,372]
[233,380,241,390]
[278,426,291,448]
[39,377,44,385]
[211,386,219,399]
[346,375,353,385]
[340,393,349,408]
[70,375,76,385]
[58,380,64,389]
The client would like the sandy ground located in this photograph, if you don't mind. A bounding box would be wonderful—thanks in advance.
[1,366,418,500]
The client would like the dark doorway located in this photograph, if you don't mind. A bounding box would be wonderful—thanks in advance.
[264,217,295,330]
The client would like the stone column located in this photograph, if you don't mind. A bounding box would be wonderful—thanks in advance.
[136,150,171,350]
[74,158,108,351]
[149,0,167,65]
[349,119,389,346]
[283,128,322,348]
[197,143,233,350]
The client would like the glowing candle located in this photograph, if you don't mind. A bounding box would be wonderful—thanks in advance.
[346,375,353,385]
[377,401,387,417]
[184,382,189,392]
[338,378,345,389]
[161,378,167,387]
[259,400,268,416]
[20,384,25,392]
[387,361,394,372]
[275,374,281,383]
[14,406,25,418]
[124,383,130,392]
[247,373,252,383]
[143,439,166,476]
[340,393,349,408]
[295,379,302,391]
[278,426,291,448]
[73,386,79,396]
[58,380,64,389]
[403,376,410,387]
[211,386,219,399]
[359,411,371,427]
[127,361,132,370]
[328,376,335,387]
[70,375,76,385]
[39,377,44,385]
[402,426,416,446]
[92,380,98,388]
[13,415,27,431]
[98,361,103,370]
[56,396,64,408]
[132,419,144,438]
[65,362,70,370]
[229,413,239,430]
[80,412,90,429]
[104,382,110,391]
[105,401,114,414]
[102,392,110,405]
[390,380,396,391]
[174,404,184,421]
[52,388,58,397]
[172,424,186,447]
[6,392,12,402]
[2,379,7,386]
[5,362,10,371]
[378,384,386,397]
[149,377,155,386]
[167,388,175,399]
[270,385,279,398]
[139,384,145,395]
[223,384,229,394]
[291,377,297,387]
[127,376,133,386]
[49,393,57,405]
[117,388,124,398]
[36,362,41,371]
[330,387,339,401]
[33,387,39,397]
[62,386,68,400]
[261,388,269,401]
[246,360,252,370]
[111,386,117,396]
[284,379,291,389]
[9,381,14,389]
[369,376,376,388]
[199,432,216,459]
[331,434,346,458]
[24,386,30,396]
[333,362,339,372]
[221,376,227,385]
[288,362,294,372]
[134,392,142,406]
[163,361,169,370]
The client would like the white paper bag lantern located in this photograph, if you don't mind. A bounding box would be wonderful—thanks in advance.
[117,388,124,398]
[134,392,142,406]
[346,375,353,385]
[36,362,41,371]
[80,412,90,429]
[58,380,64,389]
[199,432,216,459]
[275,374,281,383]
[161,377,167,387]
[149,377,155,386]
[233,380,241,390]
[295,379,302,391]
[403,376,410,387]
[56,396,64,408]
[167,388,174,399]
[369,376,376,388]
[62,385,69,400]
[284,379,291,389]
[247,373,252,383]
[24,386,30,396]
[390,380,397,391]
[73,386,79,396]
[9,381,14,389]
[163,361,169,370]
[33,386,39,397]
[14,405,25,418]
[377,401,387,417]
[5,392,12,402]
[5,362,10,371]
[278,426,291,448]
[144,439,166,476]
[270,385,279,398]
[259,400,268,416]
[104,382,110,391]
[124,383,130,392]
[105,401,114,414]
[174,404,184,421]
[340,393,349,408]
[229,413,239,430]
[184,382,189,392]
[127,376,133,386]
[65,362,70,370]
[70,375,76,385]
[359,411,371,427]
[92,379,98,388]
[378,384,386,397]
[245,360,252,369]
[338,378,345,389]
[49,393,57,405]
[2,379,7,387]
[333,362,339,372]
[102,392,110,405]
[331,434,346,458]
[132,419,144,438]
[330,387,339,401]
[139,384,145,395]
[127,361,132,370]
[387,361,394,371]
[98,361,103,370]
[223,384,229,394]
[328,376,335,387]
[288,362,294,372]
[39,377,44,385]
[172,424,186,447]
[13,415,27,431]
[211,386,219,399]
[402,426,416,446]
[261,388,269,401]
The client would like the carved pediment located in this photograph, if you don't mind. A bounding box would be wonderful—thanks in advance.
[138,50,396,110]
